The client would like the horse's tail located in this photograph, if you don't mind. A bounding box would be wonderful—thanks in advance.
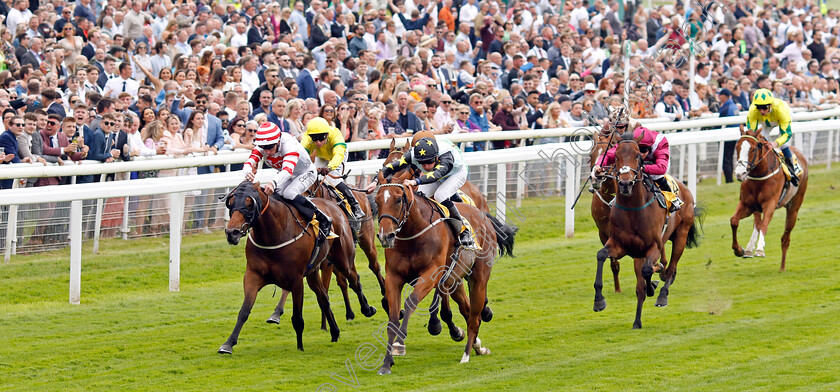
[484,213,518,258]
[686,205,705,249]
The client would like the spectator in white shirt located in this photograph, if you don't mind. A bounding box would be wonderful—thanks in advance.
[103,63,140,99]
[5,0,32,34]
[654,91,684,121]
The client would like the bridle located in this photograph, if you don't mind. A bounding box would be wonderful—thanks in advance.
[611,140,658,211]
[376,183,414,234]
[221,183,270,235]
[737,134,779,181]
[614,139,645,187]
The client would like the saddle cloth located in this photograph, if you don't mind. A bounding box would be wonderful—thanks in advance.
[424,194,481,249]
[658,174,682,211]
[457,190,477,207]
[325,184,354,217]
[773,148,792,181]
[310,217,339,239]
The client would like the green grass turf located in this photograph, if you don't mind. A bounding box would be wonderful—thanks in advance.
[2,165,840,391]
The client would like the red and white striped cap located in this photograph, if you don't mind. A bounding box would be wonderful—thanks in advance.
[255,122,281,146]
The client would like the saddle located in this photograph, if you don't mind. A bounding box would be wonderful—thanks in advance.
[656,174,682,212]
[456,190,477,208]
[421,193,481,250]
[269,193,338,240]
[772,148,793,182]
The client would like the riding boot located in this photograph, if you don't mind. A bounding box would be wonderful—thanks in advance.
[654,177,682,213]
[290,195,332,275]
[441,199,477,250]
[448,192,464,203]
[786,156,802,186]
[336,182,364,232]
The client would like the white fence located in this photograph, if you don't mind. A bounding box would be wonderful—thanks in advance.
[1,108,839,304]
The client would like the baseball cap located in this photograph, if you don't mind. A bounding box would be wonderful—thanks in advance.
[718,88,732,97]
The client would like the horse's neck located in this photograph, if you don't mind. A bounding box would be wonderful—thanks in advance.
[405,195,439,233]
[254,196,301,240]
[751,145,779,175]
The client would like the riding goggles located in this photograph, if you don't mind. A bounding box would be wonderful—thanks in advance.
[310,133,328,142]
[755,104,771,111]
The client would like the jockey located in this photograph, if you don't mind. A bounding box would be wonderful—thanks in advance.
[300,117,366,232]
[746,88,803,186]
[591,111,684,212]
[243,122,332,273]
[368,136,478,250]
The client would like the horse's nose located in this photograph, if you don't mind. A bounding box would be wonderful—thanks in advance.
[225,228,242,245]
[378,232,396,248]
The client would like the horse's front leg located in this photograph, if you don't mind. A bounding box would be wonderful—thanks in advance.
[743,212,761,257]
[754,201,778,258]
[219,270,264,354]
[378,274,404,375]
[595,239,625,312]
[730,202,752,257]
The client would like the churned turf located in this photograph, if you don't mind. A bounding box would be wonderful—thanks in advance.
[1,165,839,391]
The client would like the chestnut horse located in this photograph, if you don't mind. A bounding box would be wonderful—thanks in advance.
[373,171,517,374]
[266,174,384,326]
[594,135,703,329]
[218,181,375,354]
[730,126,808,271]
[589,129,622,293]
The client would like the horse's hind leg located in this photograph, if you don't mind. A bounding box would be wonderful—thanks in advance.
[319,265,336,330]
[337,243,376,318]
[780,204,802,272]
[307,271,340,343]
[610,258,621,293]
[332,271,355,321]
[442,285,468,342]
[657,224,689,307]
[461,276,490,364]
[219,270,265,354]
[730,203,752,257]
[427,290,443,336]
[290,279,306,351]
[266,289,290,324]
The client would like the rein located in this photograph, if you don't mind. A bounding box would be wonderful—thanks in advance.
[225,182,311,250]
[376,183,450,241]
[738,135,780,181]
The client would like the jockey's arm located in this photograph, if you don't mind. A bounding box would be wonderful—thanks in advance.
[327,141,347,170]
[643,139,670,176]
[744,105,761,133]
[243,148,264,181]
[416,151,455,185]
[772,101,793,147]
[269,151,300,190]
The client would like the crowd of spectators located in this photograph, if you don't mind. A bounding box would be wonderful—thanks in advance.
[1,0,840,194]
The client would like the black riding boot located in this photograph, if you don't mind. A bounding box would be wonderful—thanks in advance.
[448,192,464,203]
[289,195,332,275]
[653,177,683,212]
[336,182,364,231]
[441,199,477,250]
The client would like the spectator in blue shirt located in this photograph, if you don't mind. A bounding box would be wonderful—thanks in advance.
[718,88,739,183]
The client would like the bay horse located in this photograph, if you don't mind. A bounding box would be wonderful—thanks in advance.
[589,128,622,293]
[383,138,494,336]
[218,181,375,354]
[730,125,808,271]
[594,134,703,329]
[265,173,384,326]
[373,170,517,374]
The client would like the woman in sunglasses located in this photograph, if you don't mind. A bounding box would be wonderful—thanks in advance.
[591,107,684,212]
[243,122,330,272]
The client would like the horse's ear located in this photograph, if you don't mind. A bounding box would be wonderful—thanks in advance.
[377,170,386,184]
[739,124,746,135]
[633,131,644,144]
[253,182,261,191]
[389,138,396,152]
[404,138,411,150]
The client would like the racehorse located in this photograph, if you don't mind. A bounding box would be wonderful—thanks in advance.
[593,134,703,329]
[383,138,493,336]
[218,181,375,354]
[373,170,517,374]
[265,173,384,326]
[730,125,808,271]
[589,128,622,293]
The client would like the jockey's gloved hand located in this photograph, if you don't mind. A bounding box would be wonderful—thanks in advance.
[365,182,377,194]
[317,167,330,176]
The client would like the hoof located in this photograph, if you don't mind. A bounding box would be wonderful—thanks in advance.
[655,296,668,307]
[330,330,340,343]
[451,327,465,342]
[755,249,765,257]
[460,353,470,363]
[362,306,377,318]
[632,322,642,329]
[733,247,744,257]
[218,344,233,354]
[346,311,356,321]
[476,346,491,355]
[266,312,282,324]
[428,320,442,336]
[399,309,405,320]
[743,249,754,258]
[481,306,493,322]
[593,297,607,312]
[392,342,406,356]
[378,368,392,375]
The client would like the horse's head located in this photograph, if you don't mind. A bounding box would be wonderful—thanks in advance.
[222,181,267,245]
[374,170,416,248]
[734,125,769,182]
[614,133,644,196]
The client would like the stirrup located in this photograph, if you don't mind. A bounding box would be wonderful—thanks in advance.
[669,198,683,213]
[304,242,323,276]
[459,230,478,250]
